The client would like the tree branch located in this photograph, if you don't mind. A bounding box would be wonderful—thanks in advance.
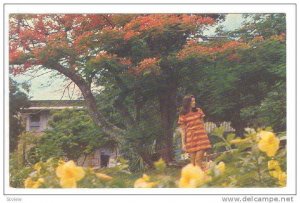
[60,81,73,100]
[48,63,125,140]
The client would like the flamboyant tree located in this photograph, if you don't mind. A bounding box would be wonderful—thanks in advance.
[10,14,254,163]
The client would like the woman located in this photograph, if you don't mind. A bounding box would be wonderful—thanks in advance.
[177,94,212,170]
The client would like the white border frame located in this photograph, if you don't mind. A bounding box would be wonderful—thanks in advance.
[3,3,297,195]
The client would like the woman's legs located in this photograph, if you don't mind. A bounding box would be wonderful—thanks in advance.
[195,150,205,170]
[189,152,196,166]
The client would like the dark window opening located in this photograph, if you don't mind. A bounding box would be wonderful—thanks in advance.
[100,154,110,168]
[29,113,40,131]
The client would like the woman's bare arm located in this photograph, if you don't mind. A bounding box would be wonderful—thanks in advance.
[179,125,186,150]
[198,108,205,118]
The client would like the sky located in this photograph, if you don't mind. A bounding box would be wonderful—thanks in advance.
[12,14,244,100]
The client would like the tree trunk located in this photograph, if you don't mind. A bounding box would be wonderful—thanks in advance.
[156,83,178,163]
[50,63,125,140]
[231,112,245,137]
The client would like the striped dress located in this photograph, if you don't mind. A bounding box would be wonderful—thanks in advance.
[177,107,212,153]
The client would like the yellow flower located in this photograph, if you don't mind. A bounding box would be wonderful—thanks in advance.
[257,131,280,157]
[59,178,77,188]
[230,137,251,145]
[230,138,242,144]
[215,161,226,175]
[278,171,287,187]
[204,161,214,175]
[56,160,85,188]
[58,159,66,165]
[267,159,285,181]
[222,182,229,187]
[46,157,56,164]
[96,173,113,181]
[134,174,158,188]
[268,159,287,187]
[178,164,211,188]
[268,160,281,171]
[24,178,35,188]
[154,158,166,172]
[33,162,43,173]
[269,169,281,178]
[24,177,44,188]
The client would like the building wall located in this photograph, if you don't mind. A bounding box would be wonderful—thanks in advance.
[20,110,118,169]
[20,111,53,132]
[40,111,51,131]
[77,148,118,168]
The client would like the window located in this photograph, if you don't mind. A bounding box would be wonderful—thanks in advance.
[29,114,40,131]
[100,154,110,168]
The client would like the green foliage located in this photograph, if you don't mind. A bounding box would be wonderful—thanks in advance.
[237,39,286,131]
[94,82,164,171]
[17,156,180,188]
[9,151,33,188]
[237,14,286,39]
[180,14,286,134]
[17,131,42,165]
[31,109,116,162]
[9,131,42,187]
[154,158,167,173]
[13,127,287,188]
[208,127,286,187]
[210,127,234,152]
[9,78,30,152]
[121,113,162,171]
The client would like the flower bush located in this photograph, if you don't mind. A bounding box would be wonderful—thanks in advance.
[208,127,286,187]
[178,163,212,188]
[56,160,86,188]
[257,131,280,157]
[134,174,158,188]
[20,158,115,188]
[14,128,286,188]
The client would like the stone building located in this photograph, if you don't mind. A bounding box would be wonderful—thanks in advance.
[20,100,118,168]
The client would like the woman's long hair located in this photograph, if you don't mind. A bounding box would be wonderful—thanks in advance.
[179,94,197,115]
